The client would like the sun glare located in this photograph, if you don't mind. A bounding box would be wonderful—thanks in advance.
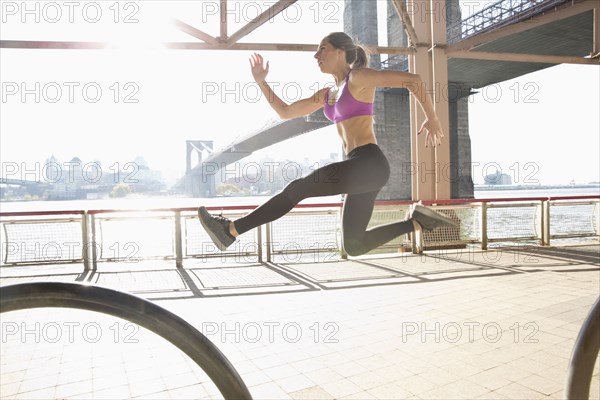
[103,23,170,51]
[102,4,173,51]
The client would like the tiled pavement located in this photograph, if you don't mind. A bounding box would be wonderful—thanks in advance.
[1,244,599,399]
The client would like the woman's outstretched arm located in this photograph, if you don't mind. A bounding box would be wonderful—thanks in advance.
[350,68,445,147]
[250,53,328,120]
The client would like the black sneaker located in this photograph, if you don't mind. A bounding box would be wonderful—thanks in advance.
[409,203,459,232]
[197,206,236,251]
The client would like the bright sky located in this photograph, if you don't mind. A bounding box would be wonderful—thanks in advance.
[1,0,598,186]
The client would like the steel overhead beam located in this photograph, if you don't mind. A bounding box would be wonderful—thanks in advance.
[0,40,313,51]
[0,40,108,50]
[0,40,414,55]
[172,19,219,45]
[226,0,297,48]
[220,0,228,41]
[368,45,416,55]
[594,5,599,55]
[167,42,315,51]
[448,50,600,65]
[447,0,597,52]
[391,0,419,47]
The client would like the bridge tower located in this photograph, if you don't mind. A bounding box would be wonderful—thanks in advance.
[344,0,473,200]
[183,140,216,197]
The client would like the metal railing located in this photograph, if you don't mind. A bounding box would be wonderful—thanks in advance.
[380,55,409,72]
[1,196,598,268]
[447,0,570,43]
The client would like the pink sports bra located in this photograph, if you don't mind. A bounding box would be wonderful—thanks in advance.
[323,72,374,123]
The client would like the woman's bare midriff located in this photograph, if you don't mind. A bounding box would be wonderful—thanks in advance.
[336,116,377,154]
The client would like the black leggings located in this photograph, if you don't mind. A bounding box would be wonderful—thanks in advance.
[233,143,414,256]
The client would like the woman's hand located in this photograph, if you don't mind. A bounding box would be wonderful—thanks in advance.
[249,53,269,83]
[418,117,444,148]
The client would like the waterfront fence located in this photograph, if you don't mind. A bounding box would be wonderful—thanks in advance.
[1,196,598,268]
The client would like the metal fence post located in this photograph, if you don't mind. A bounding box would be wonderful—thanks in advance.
[256,226,263,263]
[411,228,424,254]
[541,200,551,246]
[340,247,348,259]
[174,211,183,268]
[265,223,272,263]
[338,209,347,259]
[594,200,600,242]
[481,202,488,250]
[90,214,98,270]
[81,211,90,271]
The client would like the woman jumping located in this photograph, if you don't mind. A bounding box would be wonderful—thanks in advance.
[198,32,457,256]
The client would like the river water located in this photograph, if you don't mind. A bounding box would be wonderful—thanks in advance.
[1,186,599,214]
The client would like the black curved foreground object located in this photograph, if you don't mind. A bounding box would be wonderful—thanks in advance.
[0,282,252,400]
[565,296,600,400]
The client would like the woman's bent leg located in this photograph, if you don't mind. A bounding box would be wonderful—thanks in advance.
[342,192,413,257]
[234,179,305,235]
[234,145,389,235]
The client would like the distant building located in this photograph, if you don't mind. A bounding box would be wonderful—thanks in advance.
[484,172,512,185]
[45,155,165,200]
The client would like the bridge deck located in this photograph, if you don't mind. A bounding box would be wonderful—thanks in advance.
[450,8,595,88]
[190,1,597,182]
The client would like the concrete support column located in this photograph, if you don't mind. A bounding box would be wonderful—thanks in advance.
[408,0,452,201]
[408,0,433,200]
[594,5,599,56]
[430,0,451,200]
